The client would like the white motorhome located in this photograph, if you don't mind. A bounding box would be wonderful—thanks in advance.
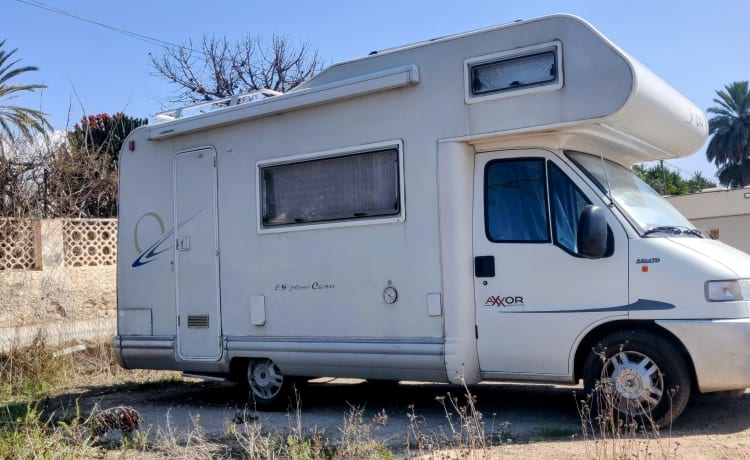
[114,15,750,424]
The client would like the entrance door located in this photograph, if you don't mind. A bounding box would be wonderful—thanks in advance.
[174,148,221,360]
[473,149,628,377]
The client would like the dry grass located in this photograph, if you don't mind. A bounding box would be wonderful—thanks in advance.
[0,332,65,400]
[0,402,96,459]
[0,331,173,403]
[0,334,682,459]
[576,381,679,459]
[224,389,393,460]
[0,334,180,458]
[406,388,496,458]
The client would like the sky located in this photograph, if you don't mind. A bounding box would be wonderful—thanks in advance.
[4,0,750,181]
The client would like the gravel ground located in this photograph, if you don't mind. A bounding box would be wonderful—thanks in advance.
[51,377,750,458]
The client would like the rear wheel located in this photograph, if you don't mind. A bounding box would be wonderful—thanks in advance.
[583,330,691,428]
[244,358,293,411]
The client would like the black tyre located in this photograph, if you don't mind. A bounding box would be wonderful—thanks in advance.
[243,358,294,411]
[583,330,691,428]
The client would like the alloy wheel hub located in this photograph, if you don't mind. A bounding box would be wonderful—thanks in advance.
[615,369,645,400]
[604,350,664,411]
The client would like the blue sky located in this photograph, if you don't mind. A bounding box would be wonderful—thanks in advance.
[4,0,749,180]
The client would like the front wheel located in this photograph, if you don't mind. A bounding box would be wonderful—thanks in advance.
[583,330,691,428]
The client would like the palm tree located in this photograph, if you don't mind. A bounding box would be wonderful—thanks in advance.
[706,81,750,187]
[715,162,745,188]
[686,170,716,193]
[0,39,50,145]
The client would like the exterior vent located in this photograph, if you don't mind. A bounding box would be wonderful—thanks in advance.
[187,314,209,328]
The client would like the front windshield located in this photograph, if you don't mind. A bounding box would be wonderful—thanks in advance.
[567,151,695,235]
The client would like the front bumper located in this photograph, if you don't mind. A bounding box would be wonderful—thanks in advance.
[657,318,750,393]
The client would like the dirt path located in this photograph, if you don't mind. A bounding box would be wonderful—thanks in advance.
[45,377,750,457]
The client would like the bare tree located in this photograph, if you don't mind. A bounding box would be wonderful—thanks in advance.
[150,34,323,104]
[0,112,145,218]
[0,152,36,217]
[42,142,119,218]
[0,136,52,217]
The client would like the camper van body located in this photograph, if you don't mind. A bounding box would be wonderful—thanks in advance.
[114,15,750,420]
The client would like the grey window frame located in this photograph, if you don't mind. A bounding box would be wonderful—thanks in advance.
[464,41,563,104]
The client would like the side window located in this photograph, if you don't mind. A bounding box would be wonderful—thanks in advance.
[470,50,557,96]
[260,147,400,228]
[548,162,591,254]
[465,41,563,103]
[485,159,549,242]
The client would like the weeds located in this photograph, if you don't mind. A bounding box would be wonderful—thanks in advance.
[227,395,391,459]
[0,331,68,399]
[152,412,229,459]
[0,334,186,457]
[334,405,391,459]
[0,401,95,459]
[0,332,175,404]
[576,384,679,460]
[405,380,511,459]
[0,334,685,459]
[576,343,679,460]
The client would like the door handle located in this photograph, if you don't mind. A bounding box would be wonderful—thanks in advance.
[176,236,190,251]
[474,255,495,277]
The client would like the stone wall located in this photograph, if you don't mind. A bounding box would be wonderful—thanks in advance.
[0,219,117,350]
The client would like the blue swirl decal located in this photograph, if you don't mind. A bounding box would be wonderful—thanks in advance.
[132,210,202,268]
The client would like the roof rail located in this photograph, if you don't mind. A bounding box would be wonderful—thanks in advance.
[154,89,284,122]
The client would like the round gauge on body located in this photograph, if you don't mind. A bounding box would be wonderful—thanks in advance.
[383,286,398,304]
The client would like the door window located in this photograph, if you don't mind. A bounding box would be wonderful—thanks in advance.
[549,162,591,254]
[485,159,549,242]
[485,158,598,257]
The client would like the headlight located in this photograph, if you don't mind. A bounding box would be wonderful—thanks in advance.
[705,279,750,302]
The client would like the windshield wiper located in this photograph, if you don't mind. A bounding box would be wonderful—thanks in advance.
[684,228,706,238]
[643,226,704,238]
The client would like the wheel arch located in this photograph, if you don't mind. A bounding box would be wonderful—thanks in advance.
[229,356,250,382]
[572,319,697,389]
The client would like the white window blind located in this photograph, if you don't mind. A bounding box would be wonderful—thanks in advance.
[261,148,400,227]
[471,50,557,95]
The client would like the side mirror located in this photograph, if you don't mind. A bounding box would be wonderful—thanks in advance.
[577,205,607,259]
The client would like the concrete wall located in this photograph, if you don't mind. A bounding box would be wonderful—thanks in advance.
[667,188,750,254]
[0,219,116,351]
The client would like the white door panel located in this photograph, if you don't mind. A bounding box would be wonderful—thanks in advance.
[473,149,628,376]
[175,148,222,360]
